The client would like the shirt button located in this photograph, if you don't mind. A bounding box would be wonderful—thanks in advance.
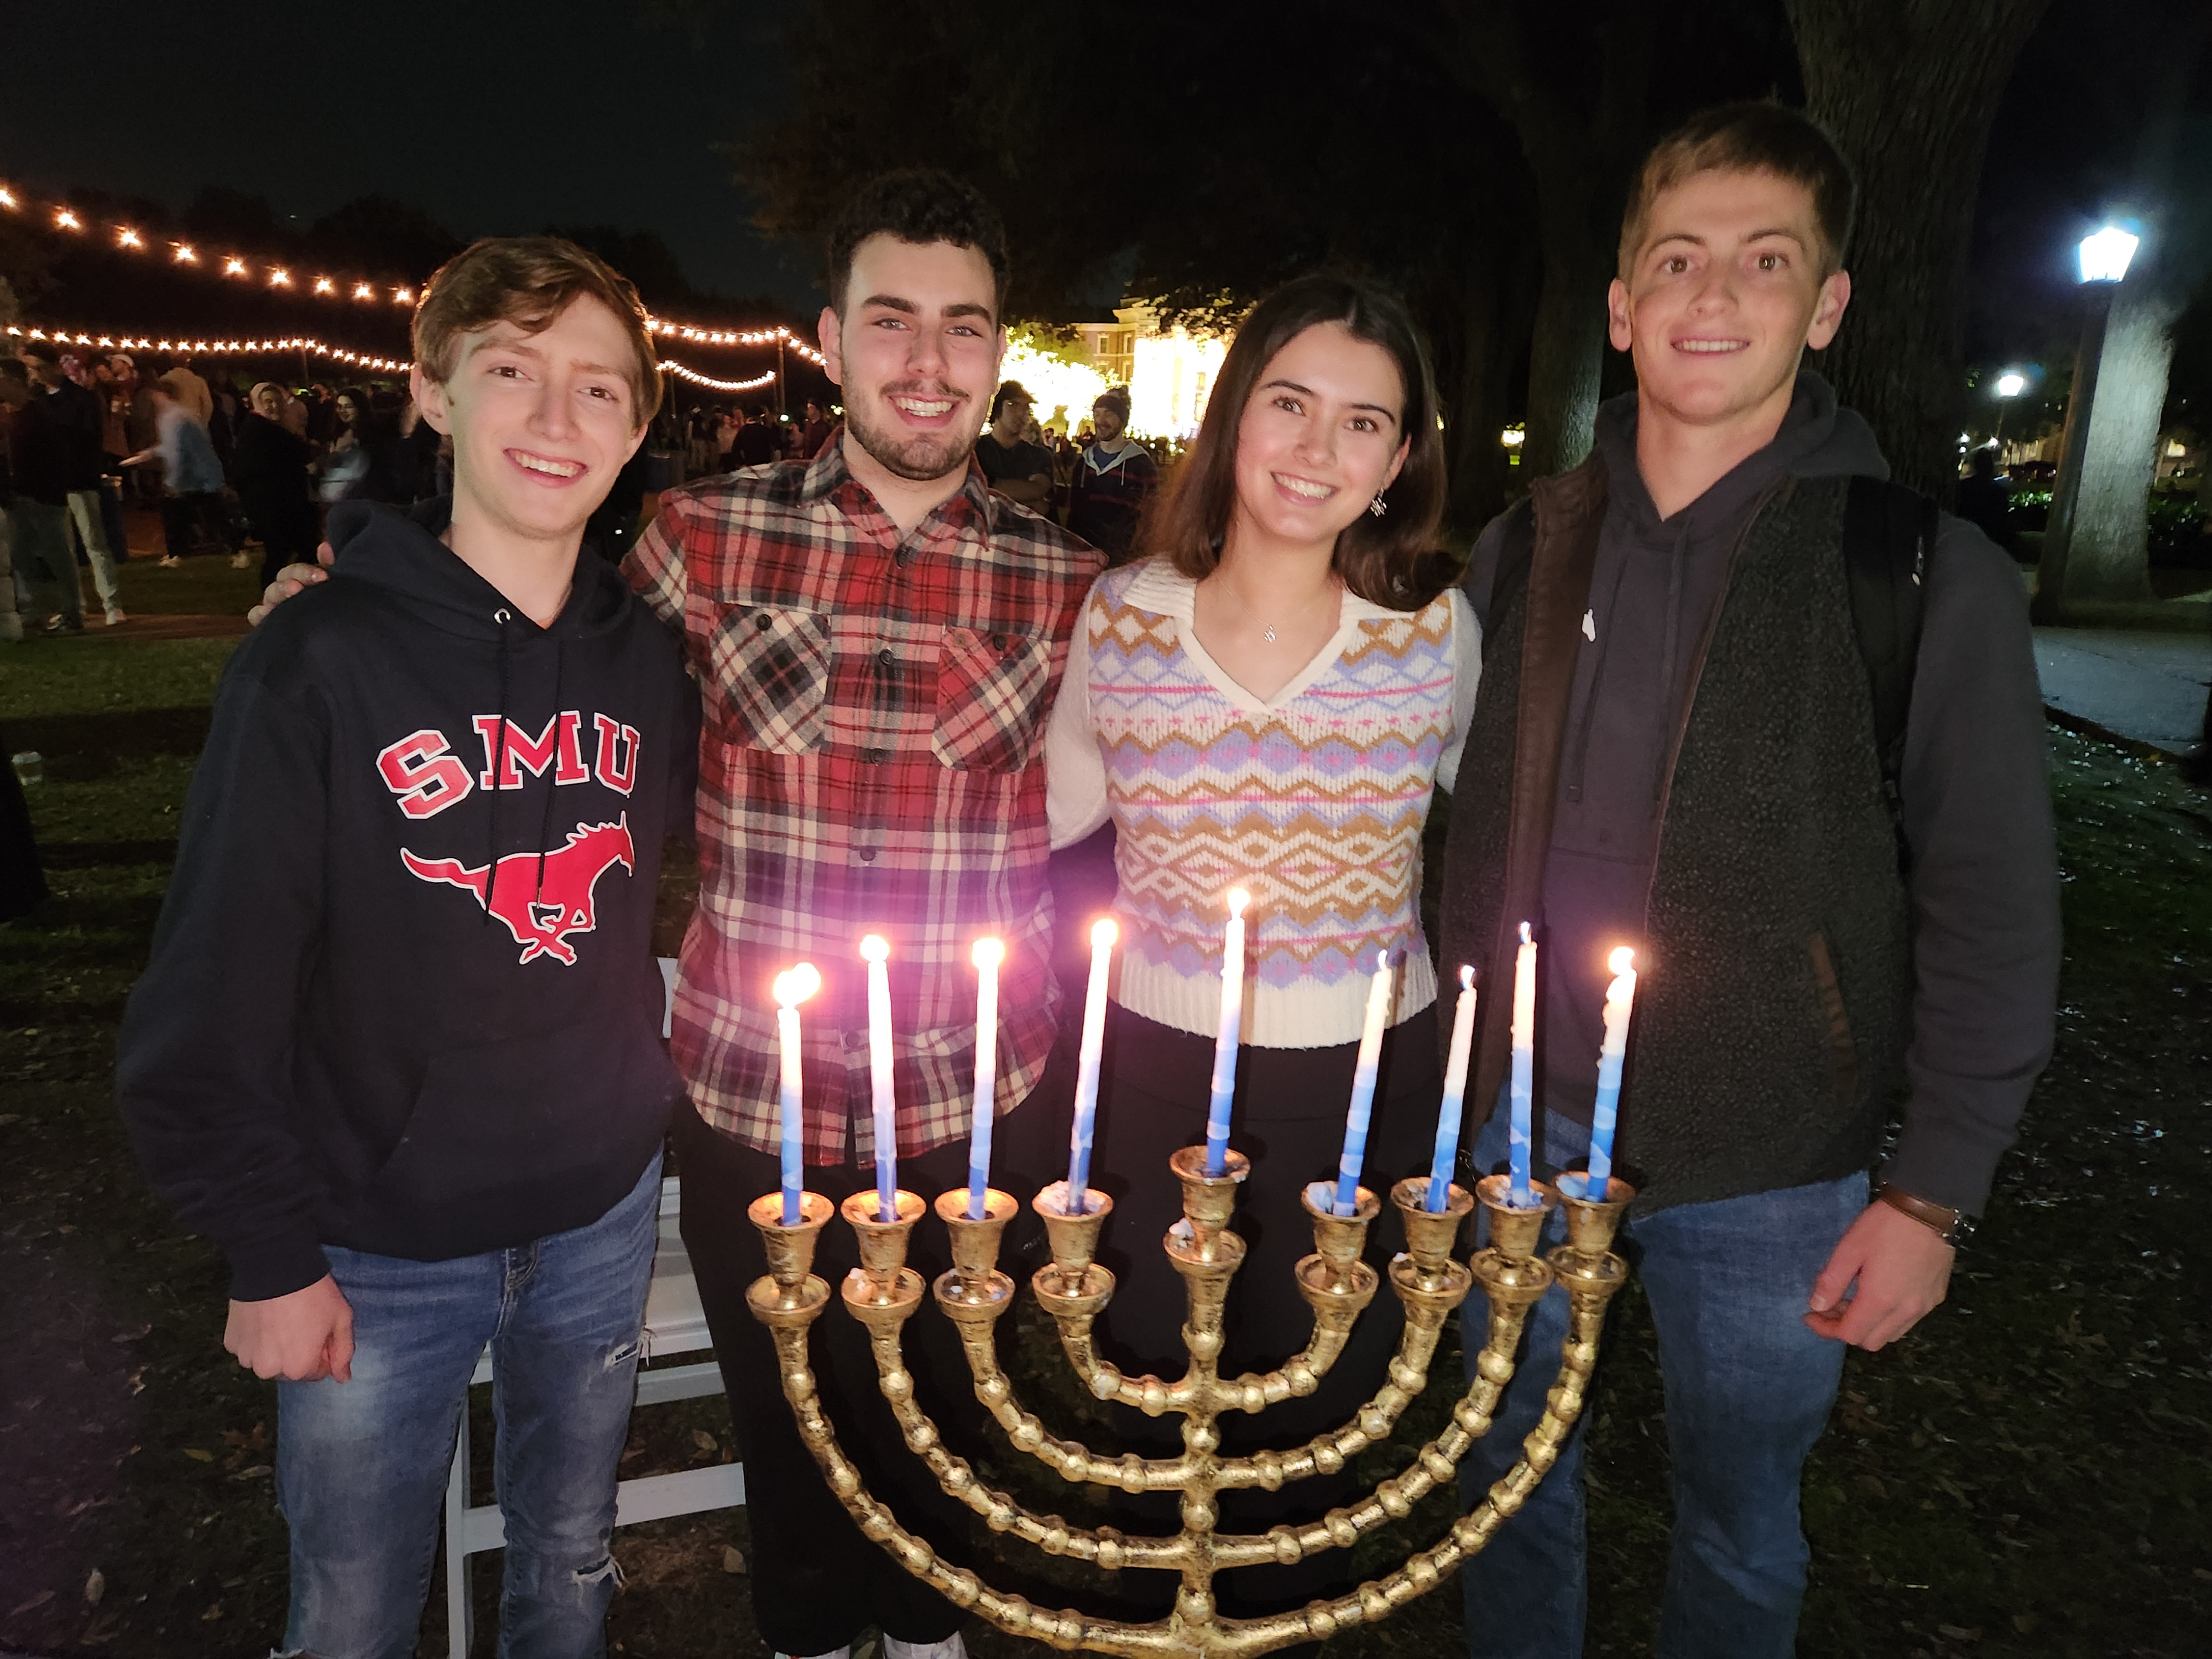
[755,611,774,630]
[841,1029,865,1051]
[864,748,889,765]
[858,848,878,863]
[877,646,895,667]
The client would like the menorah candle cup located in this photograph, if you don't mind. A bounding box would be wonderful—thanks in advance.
[935,1186,1019,1308]
[841,1188,926,1306]
[1031,1181,1117,1316]
[1296,1180,1379,1302]
[745,1190,835,1324]
[1392,1177,1474,1295]
[1550,1173,1635,1295]
[1034,1180,1112,1275]
[1472,1173,1559,1307]
[1168,1144,1248,1263]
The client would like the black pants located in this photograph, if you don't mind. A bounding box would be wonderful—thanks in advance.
[673,1058,1070,1656]
[159,489,231,558]
[1071,1001,1442,1629]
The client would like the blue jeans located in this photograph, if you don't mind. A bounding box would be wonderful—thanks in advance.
[1457,1104,1864,1659]
[276,1151,661,1659]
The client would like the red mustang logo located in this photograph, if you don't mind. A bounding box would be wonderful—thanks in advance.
[400,816,635,966]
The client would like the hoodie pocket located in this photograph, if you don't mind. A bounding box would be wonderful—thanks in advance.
[932,626,1051,773]
[371,1024,640,1207]
[708,604,830,754]
[1806,931,1858,1110]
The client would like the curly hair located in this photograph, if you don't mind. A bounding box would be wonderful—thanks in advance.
[825,169,1010,320]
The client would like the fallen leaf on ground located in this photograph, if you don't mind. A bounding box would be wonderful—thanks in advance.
[722,1545,747,1574]
[692,1428,718,1454]
[183,1447,214,1462]
[84,1567,103,1605]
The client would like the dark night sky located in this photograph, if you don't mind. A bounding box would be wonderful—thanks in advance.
[0,0,816,311]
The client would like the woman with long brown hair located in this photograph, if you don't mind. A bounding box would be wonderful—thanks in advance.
[1044,273,1479,1629]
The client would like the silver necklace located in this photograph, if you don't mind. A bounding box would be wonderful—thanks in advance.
[1258,583,1338,644]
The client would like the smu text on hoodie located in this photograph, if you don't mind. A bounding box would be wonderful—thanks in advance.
[117,499,701,1303]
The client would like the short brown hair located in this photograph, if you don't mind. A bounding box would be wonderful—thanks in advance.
[1151,275,1451,610]
[413,236,661,426]
[1619,102,1856,280]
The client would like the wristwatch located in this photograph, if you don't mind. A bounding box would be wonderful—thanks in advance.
[1874,1182,1974,1246]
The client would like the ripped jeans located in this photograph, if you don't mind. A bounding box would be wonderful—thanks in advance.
[275,1152,661,1659]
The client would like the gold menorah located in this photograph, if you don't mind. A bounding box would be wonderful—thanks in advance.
[745,1150,1634,1657]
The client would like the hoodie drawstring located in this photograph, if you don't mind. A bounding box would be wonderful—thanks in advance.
[484,609,514,927]
[1652,525,1687,811]
[533,640,566,903]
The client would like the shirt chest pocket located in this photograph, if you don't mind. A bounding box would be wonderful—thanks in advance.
[933,626,1052,773]
[707,603,830,755]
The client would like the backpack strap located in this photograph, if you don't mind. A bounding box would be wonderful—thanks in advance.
[1841,475,1938,856]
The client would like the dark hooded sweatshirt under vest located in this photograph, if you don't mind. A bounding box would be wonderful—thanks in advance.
[118,499,700,1301]
[1436,375,2059,1217]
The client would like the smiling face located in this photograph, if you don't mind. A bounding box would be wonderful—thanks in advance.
[412,294,646,547]
[1228,321,1409,556]
[252,384,285,421]
[818,233,1003,483]
[1609,167,1850,430]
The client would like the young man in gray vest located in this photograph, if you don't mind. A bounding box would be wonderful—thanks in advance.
[1438,103,2059,1658]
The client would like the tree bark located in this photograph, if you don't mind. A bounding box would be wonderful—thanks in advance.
[2062,286,2186,599]
[1786,0,2051,500]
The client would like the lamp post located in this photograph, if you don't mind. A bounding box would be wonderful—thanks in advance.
[2033,226,2140,622]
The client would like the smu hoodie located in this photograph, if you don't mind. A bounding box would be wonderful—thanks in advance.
[118,499,699,1301]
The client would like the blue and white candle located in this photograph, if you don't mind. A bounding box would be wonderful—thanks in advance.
[966,938,1004,1219]
[1587,946,1637,1193]
[1066,918,1118,1212]
[1203,889,1251,1177]
[1508,922,1538,1208]
[1427,965,1478,1211]
[1333,950,1395,1216]
[772,963,821,1225]
[860,935,896,1220]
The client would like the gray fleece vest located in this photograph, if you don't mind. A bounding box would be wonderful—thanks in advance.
[1437,460,1911,1212]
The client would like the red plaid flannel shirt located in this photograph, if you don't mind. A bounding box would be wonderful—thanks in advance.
[626,441,1103,1163]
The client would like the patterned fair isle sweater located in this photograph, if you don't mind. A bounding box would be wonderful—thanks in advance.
[1047,559,1479,1048]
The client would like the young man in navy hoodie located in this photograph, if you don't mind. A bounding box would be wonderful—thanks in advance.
[118,237,696,1658]
[1439,105,2059,1657]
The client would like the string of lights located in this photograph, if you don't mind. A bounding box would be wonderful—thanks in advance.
[665,361,778,393]
[0,172,826,366]
[4,319,780,395]
[5,322,411,373]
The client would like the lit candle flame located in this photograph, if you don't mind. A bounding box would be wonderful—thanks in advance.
[1520,921,1533,945]
[1090,918,1118,949]
[1459,963,1475,991]
[972,937,1005,971]
[773,963,821,1008]
[859,934,889,964]
[1227,887,1250,920]
[1609,946,1636,976]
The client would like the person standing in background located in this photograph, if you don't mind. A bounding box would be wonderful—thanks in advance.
[1066,385,1157,560]
[20,343,126,625]
[972,379,1053,510]
[126,375,231,567]
[233,383,321,587]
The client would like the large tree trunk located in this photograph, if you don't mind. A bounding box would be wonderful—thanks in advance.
[2061,288,2184,600]
[1442,0,1663,479]
[1787,0,2051,500]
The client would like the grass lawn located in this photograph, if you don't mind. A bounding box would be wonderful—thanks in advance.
[1,603,2206,1657]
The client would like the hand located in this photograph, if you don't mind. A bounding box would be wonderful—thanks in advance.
[224,1275,355,1382]
[1804,1200,1954,1351]
[246,541,335,627]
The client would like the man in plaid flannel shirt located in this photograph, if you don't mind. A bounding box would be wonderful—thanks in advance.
[625,172,1102,1659]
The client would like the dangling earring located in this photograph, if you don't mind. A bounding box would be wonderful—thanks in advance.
[1369,492,1389,518]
